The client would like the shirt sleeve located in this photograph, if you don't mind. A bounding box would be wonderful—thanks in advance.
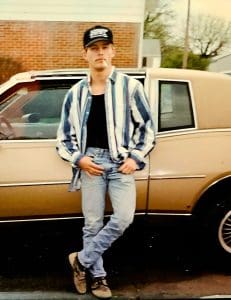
[129,81,156,169]
[56,89,84,167]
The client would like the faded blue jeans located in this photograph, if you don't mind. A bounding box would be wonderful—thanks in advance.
[78,147,136,278]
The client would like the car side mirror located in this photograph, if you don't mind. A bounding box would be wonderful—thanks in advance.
[22,113,40,123]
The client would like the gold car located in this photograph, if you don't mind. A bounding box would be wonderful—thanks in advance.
[0,68,231,259]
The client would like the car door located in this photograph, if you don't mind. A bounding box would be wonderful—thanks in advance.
[0,79,83,220]
[148,78,210,214]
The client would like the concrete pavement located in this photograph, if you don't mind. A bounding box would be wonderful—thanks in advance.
[0,291,230,299]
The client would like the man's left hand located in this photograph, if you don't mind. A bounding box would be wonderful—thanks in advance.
[118,158,138,174]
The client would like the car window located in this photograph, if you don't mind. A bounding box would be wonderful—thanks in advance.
[0,80,74,140]
[158,81,195,132]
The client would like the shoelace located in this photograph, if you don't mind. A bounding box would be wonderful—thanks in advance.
[75,270,86,281]
[94,278,108,287]
[73,260,86,281]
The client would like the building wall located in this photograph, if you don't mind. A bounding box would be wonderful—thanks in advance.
[208,53,231,73]
[0,21,140,71]
[0,0,148,76]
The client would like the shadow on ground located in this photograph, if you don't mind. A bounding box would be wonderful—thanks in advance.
[0,219,230,295]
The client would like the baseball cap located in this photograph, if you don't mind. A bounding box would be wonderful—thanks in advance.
[83,25,113,48]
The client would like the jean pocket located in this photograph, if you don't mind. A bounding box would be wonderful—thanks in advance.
[85,150,95,159]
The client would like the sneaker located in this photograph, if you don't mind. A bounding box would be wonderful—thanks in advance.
[68,252,87,294]
[91,277,112,299]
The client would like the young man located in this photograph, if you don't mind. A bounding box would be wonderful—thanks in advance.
[56,25,155,299]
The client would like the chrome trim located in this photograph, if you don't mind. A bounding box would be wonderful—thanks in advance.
[0,212,190,224]
[0,177,147,188]
[147,212,192,216]
[154,78,198,133]
[150,175,206,180]
[0,181,70,187]
[198,174,231,199]
[157,128,231,137]
[0,139,56,144]
[0,216,84,223]
[134,177,148,181]
[207,174,231,187]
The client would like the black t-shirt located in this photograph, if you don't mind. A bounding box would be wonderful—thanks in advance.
[86,94,109,149]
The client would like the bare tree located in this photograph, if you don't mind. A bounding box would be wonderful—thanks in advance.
[143,0,174,52]
[189,15,231,58]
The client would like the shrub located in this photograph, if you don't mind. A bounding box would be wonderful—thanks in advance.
[0,57,24,84]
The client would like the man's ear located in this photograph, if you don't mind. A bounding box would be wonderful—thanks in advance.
[82,48,88,61]
[111,46,116,58]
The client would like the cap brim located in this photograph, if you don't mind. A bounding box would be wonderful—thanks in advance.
[85,38,113,48]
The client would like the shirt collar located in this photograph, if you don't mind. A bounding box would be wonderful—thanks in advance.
[85,66,116,86]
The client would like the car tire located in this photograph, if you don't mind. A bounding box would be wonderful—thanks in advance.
[199,198,231,265]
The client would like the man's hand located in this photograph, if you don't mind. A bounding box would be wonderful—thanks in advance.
[78,156,104,176]
[118,158,138,174]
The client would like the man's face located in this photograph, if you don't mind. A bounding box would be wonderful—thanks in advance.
[83,41,115,71]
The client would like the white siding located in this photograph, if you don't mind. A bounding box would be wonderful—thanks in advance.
[0,0,145,22]
[208,54,231,73]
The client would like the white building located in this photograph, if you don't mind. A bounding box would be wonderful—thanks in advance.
[208,53,231,75]
[0,0,161,68]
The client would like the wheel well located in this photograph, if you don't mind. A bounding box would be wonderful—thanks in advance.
[193,176,231,218]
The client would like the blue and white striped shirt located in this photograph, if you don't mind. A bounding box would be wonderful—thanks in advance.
[56,67,155,191]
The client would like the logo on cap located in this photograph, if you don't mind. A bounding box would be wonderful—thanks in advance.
[90,28,109,39]
[83,25,113,47]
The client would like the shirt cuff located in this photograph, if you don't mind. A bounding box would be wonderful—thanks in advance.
[129,152,145,170]
[71,152,85,167]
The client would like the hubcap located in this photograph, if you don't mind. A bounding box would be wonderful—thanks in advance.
[218,210,231,254]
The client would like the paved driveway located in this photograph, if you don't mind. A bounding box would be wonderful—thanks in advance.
[0,221,230,299]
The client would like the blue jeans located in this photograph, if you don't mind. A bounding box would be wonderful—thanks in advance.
[78,147,136,278]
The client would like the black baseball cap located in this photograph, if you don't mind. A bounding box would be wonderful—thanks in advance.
[83,25,113,48]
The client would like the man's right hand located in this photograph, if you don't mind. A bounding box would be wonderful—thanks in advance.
[78,156,104,177]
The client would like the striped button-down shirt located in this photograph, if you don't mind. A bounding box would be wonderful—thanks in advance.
[56,67,155,191]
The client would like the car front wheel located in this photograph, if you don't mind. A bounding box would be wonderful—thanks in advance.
[198,198,231,265]
[218,210,231,254]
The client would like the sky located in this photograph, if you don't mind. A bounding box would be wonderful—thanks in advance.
[167,0,231,53]
[170,0,231,22]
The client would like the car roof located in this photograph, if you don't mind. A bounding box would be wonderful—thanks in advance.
[149,68,231,130]
[0,68,147,94]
